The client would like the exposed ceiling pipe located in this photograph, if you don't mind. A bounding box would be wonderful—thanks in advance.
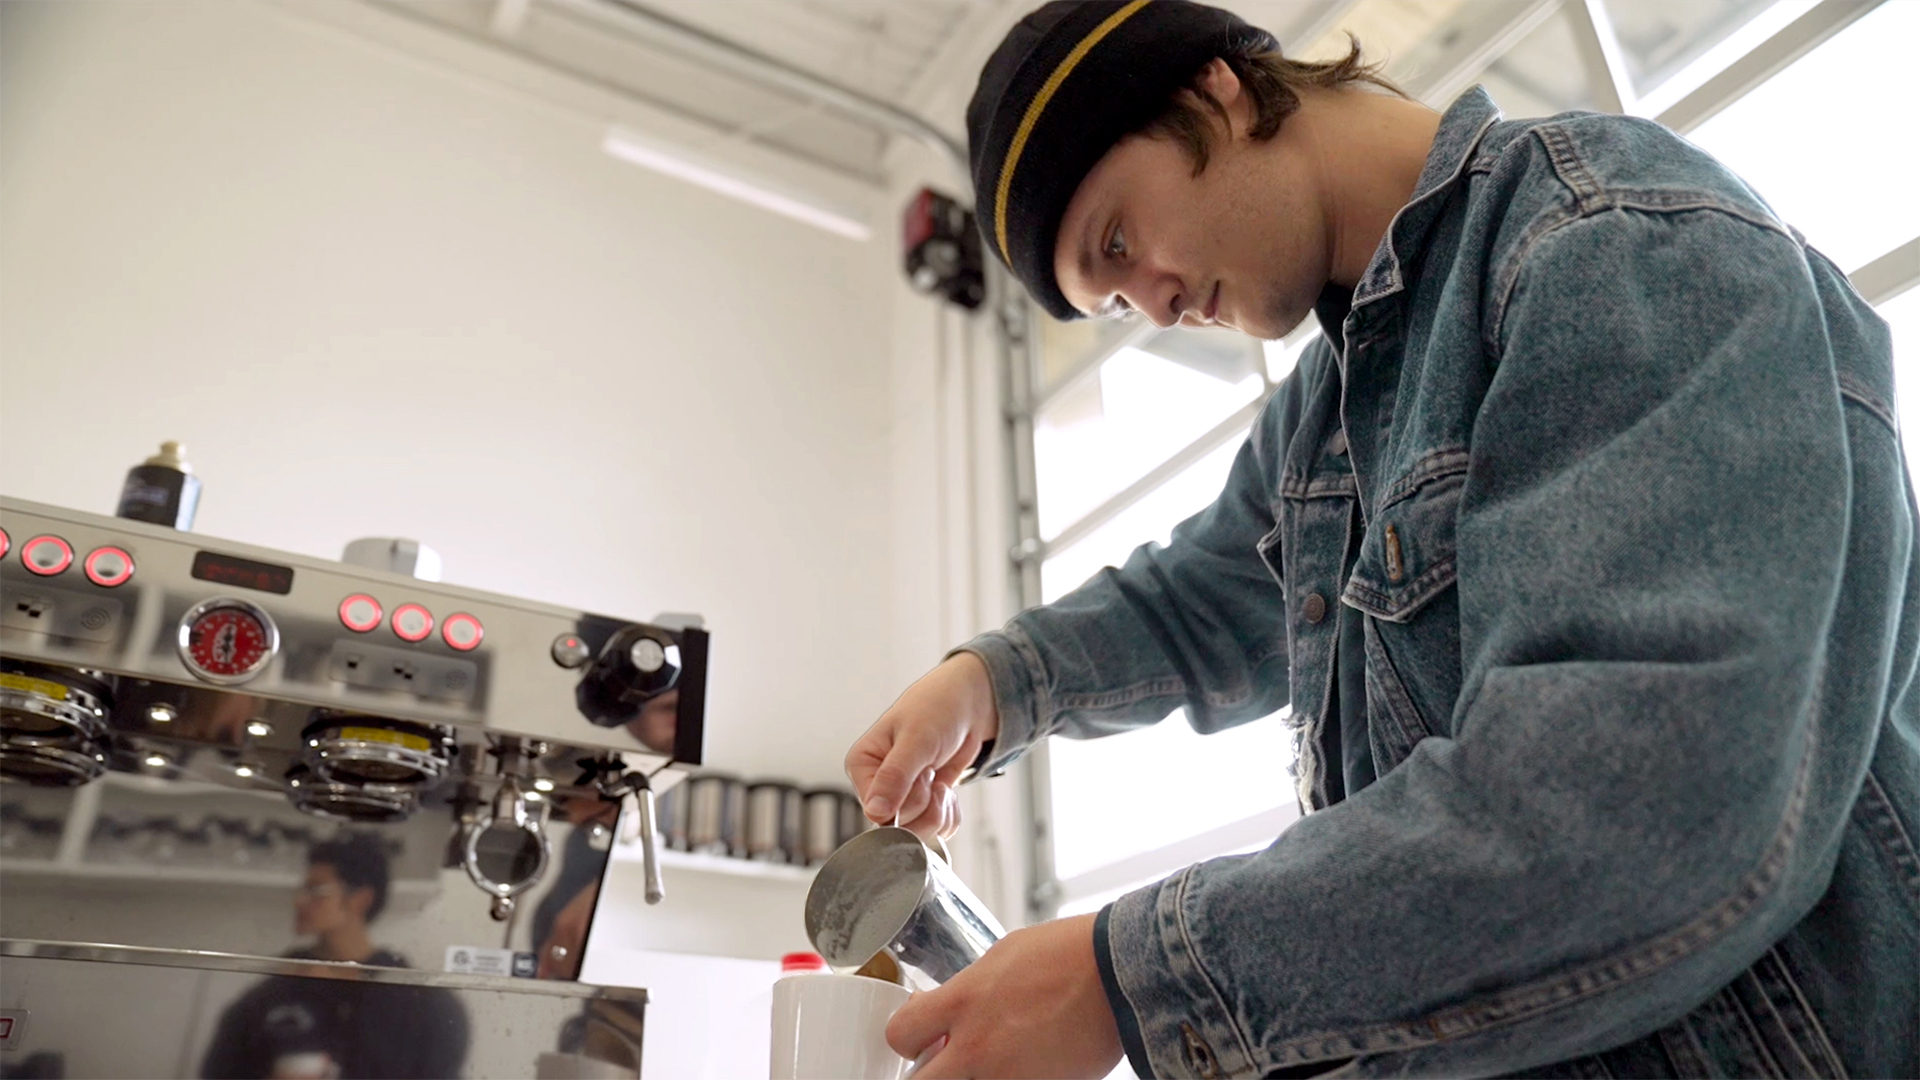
[579,0,971,182]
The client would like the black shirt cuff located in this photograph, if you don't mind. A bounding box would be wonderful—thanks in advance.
[1093,903,1154,1078]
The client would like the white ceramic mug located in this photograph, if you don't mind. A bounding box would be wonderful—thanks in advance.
[769,973,911,1080]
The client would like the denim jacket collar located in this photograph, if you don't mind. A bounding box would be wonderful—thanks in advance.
[1350,87,1503,312]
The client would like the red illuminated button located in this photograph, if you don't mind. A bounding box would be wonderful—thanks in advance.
[391,603,433,642]
[442,612,483,651]
[551,634,590,668]
[84,546,135,587]
[22,535,73,576]
[339,594,383,633]
[0,528,9,559]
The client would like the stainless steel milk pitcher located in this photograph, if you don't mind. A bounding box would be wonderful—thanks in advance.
[804,826,1004,989]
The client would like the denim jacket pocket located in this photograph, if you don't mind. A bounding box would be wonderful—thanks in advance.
[1341,449,1467,623]
[1363,616,1434,771]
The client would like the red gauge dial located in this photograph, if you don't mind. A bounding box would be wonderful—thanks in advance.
[182,603,275,682]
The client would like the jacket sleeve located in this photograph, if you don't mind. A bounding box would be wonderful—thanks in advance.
[1097,208,1901,1076]
[954,369,1302,778]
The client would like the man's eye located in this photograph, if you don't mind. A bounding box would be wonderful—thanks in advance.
[1106,226,1126,259]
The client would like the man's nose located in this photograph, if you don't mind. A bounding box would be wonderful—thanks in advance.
[1120,265,1184,329]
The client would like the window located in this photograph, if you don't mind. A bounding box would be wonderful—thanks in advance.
[1029,324,1295,919]
[1033,333,1265,539]
[1041,433,1297,901]
[1683,1,1920,274]
[1880,285,1920,478]
[1600,0,1784,106]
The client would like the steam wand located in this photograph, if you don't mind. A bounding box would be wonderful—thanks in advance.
[577,755,666,905]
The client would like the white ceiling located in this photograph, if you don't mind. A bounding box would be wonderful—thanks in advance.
[348,0,1670,195]
[364,0,1361,185]
[621,0,978,104]
[370,0,997,183]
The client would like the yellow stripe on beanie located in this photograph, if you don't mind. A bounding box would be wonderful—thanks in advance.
[992,0,1153,263]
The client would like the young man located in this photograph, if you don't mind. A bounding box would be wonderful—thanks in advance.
[846,1,1916,1076]
[288,833,406,966]
[202,835,469,1079]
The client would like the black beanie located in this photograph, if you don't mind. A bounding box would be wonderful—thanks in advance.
[967,1,1278,320]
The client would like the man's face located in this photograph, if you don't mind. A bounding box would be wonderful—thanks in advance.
[1051,65,1328,340]
[294,863,368,936]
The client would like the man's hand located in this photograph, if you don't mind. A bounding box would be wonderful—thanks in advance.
[886,913,1123,1079]
[845,652,1000,839]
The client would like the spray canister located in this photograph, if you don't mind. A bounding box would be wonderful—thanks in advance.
[116,441,201,530]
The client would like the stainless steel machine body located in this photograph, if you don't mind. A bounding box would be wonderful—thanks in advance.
[0,941,647,1079]
[0,496,707,1078]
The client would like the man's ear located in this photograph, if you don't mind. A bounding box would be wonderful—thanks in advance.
[346,885,375,920]
[1194,58,1245,116]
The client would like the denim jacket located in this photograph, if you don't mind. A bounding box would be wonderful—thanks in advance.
[959,88,1918,1078]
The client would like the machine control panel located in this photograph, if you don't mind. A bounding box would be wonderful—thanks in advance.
[0,495,707,769]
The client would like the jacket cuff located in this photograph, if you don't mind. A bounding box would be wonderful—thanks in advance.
[948,625,1047,777]
[1105,868,1260,1078]
[1094,904,1154,1079]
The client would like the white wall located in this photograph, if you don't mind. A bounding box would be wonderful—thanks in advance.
[0,0,901,789]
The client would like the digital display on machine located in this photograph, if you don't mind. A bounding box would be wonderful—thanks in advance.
[190,551,294,595]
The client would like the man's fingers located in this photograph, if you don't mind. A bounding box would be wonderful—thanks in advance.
[935,783,962,842]
[843,716,896,803]
[860,721,949,822]
[886,984,956,1063]
[903,1036,954,1079]
[930,735,981,789]
[898,780,954,845]
[893,768,937,827]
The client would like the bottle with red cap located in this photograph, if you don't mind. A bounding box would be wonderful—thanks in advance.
[780,952,828,975]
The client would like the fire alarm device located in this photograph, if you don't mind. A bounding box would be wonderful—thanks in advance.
[902,188,985,311]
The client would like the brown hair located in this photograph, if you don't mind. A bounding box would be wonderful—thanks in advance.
[1144,36,1407,174]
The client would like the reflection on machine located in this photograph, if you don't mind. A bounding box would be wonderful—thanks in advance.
[0,495,707,1078]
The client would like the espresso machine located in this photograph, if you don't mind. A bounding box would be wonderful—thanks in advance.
[0,494,707,1078]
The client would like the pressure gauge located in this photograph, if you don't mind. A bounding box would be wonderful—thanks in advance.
[177,597,280,686]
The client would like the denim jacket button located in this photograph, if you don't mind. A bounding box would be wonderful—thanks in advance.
[1302,592,1328,624]
[1180,1022,1223,1080]
[1327,429,1348,456]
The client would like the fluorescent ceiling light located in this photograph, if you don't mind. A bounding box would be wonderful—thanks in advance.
[602,127,871,241]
